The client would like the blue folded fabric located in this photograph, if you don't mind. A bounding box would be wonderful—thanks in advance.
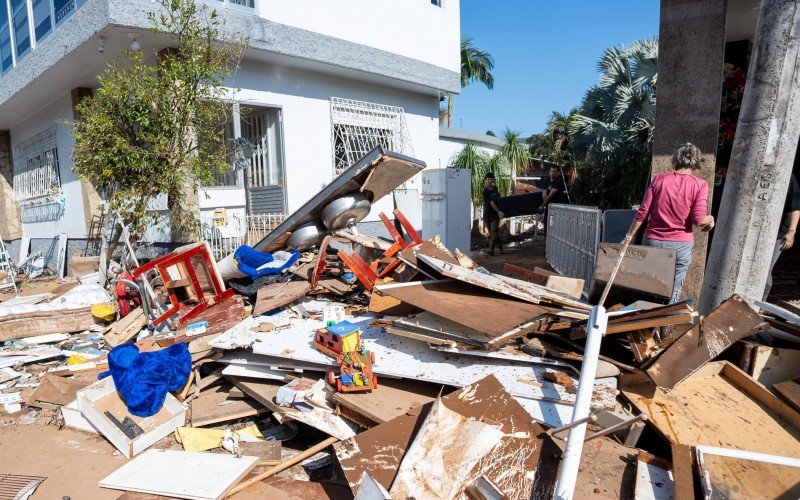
[234,245,300,279]
[101,343,191,417]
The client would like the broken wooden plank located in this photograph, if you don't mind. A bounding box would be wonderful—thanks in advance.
[572,311,696,339]
[774,379,800,413]
[332,378,440,427]
[417,254,590,310]
[646,295,767,390]
[621,361,800,455]
[252,280,311,318]
[105,308,147,347]
[671,444,695,500]
[190,384,266,427]
[375,280,556,338]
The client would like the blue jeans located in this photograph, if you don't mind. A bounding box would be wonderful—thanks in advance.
[643,237,693,303]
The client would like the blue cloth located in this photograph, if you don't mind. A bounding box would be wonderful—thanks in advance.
[234,246,300,280]
[101,343,191,417]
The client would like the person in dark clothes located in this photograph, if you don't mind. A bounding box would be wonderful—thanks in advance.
[482,172,504,255]
[536,166,570,212]
[764,173,800,299]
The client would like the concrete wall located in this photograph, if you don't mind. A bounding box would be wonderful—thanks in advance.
[9,92,87,239]
[261,0,460,74]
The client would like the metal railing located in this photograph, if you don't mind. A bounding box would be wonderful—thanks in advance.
[545,203,602,295]
[202,213,286,260]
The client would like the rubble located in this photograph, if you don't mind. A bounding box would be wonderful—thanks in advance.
[1,150,799,499]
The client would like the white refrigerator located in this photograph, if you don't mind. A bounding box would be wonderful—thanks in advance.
[421,168,472,254]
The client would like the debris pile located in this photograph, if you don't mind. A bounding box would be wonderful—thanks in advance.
[1,150,799,499]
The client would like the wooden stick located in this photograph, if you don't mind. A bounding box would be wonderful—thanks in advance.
[225,436,339,497]
[598,237,633,307]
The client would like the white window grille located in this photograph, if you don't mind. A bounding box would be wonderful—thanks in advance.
[13,126,61,204]
[202,213,286,260]
[330,97,413,176]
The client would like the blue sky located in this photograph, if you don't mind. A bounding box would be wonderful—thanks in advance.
[455,0,660,137]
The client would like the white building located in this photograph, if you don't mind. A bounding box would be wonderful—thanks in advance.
[438,127,505,169]
[0,0,460,255]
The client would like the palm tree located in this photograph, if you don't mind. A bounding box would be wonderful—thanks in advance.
[500,128,530,175]
[446,38,494,127]
[568,39,657,207]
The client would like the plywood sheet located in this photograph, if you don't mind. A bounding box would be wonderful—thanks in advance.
[99,449,258,499]
[646,295,766,390]
[334,375,559,498]
[190,385,266,427]
[375,280,554,337]
[332,378,441,426]
[621,362,800,455]
[252,280,311,318]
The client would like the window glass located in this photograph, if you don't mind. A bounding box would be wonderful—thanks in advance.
[53,0,74,24]
[0,5,12,74]
[32,0,51,42]
[12,5,30,60]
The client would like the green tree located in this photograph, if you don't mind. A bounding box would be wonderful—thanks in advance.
[568,38,657,208]
[72,0,246,241]
[448,142,511,206]
[499,128,530,176]
[445,38,494,127]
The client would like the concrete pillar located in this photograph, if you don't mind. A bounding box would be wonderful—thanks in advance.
[651,0,726,302]
[71,87,104,238]
[700,0,800,312]
[0,131,23,241]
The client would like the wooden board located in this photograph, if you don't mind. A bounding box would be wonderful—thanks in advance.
[646,296,766,390]
[621,361,800,455]
[0,306,100,341]
[332,378,441,426]
[774,379,800,412]
[375,280,555,337]
[106,308,147,347]
[190,385,266,427]
[252,280,311,318]
[417,254,590,310]
[334,375,559,498]
[572,436,638,500]
[99,449,258,499]
[27,374,91,409]
[232,378,357,440]
[695,445,800,499]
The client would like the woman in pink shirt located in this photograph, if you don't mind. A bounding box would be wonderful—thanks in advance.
[625,143,715,303]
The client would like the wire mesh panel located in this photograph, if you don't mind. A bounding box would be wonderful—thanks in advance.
[545,203,602,294]
[330,97,413,176]
[13,126,61,203]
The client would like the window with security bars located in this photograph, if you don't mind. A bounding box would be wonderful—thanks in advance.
[330,97,413,176]
[13,127,61,203]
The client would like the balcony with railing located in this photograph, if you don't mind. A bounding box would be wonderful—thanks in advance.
[0,0,256,78]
